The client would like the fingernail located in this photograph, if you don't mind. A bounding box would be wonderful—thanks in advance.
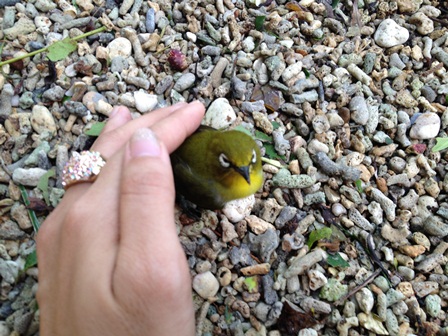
[189,100,204,107]
[130,128,161,157]
[109,106,121,118]
[172,101,188,109]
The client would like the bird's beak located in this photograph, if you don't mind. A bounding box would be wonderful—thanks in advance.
[235,166,251,184]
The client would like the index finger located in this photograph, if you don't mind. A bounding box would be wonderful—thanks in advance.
[91,101,205,159]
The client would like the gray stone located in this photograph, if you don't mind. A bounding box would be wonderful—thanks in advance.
[173,73,196,92]
[12,167,48,187]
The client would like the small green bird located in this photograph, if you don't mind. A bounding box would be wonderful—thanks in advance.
[171,126,263,210]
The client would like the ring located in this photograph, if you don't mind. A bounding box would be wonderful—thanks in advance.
[62,151,106,190]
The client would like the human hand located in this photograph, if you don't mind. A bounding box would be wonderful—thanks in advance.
[36,101,205,335]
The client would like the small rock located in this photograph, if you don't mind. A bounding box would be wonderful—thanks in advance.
[261,274,278,304]
[285,249,326,278]
[425,295,441,318]
[374,19,409,48]
[220,216,238,243]
[107,37,132,58]
[409,112,440,139]
[82,92,112,116]
[173,73,196,92]
[202,98,236,129]
[358,313,388,335]
[31,105,57,135]
[192,271,219,299]
[319,278,348,302]
[0,259,21,284]
[10,203,32,230]
[245,228,279,263]
[12,168,48,187]
[349,96,369,125]
[133,90,158,113]
[412,281,438,297]
[0,220,25,240]
[3,17,36,40]
[356,288,375,314]
[272,169,316,189]
[222,195,255,223]
[409,12,434,35]
[246,215,274,235]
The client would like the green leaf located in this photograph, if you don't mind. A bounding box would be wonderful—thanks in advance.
[332,0,340,8]
[264,143,286,161]
[271,121,281,130]
[85,121,106,136]
[307,227,332,249]
[19,186,41,232]
[393,257,398,269]
[255,16,266,32]
[224,305,232,324]
[233,125,253,137]
[24,250,38,271]
[255,130,272,142]
[326,252,349,268]
[303,68,310,78]
[62,95,71,103]
[244,276,258,293]
[37,169,55,206]
[432,137,448,152]
[47,38,78,62]
[355,179,363,194]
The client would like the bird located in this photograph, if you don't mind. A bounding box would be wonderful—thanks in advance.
[171,125,263,210]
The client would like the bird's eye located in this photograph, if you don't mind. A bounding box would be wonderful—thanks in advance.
[251,149,257,164]
[219,153,230,168]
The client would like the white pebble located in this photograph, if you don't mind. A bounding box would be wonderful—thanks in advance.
[133,90,158,113]
[374,19,409,48]
[409,112,440,139]
[107,37,132,58]
[222,195,255,223]
[202,98,237,129]
[192,271,219,299]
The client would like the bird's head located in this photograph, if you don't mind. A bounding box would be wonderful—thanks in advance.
[210,131,263,193]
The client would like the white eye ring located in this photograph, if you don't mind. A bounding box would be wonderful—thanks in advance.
[219,153,230,168]
[251,149,257,164]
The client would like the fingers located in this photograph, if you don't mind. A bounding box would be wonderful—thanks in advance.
[100,106,132,135]
[91,101,204,159]
[117,128,178,258]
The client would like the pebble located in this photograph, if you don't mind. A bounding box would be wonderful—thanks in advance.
[133,91,158,113]
[285,249,326,278]
[192,271,219,299]
[30,105,57,136]
[0,220,25,240]
[349,96,369,125]
[219,216,238,243]
[202,98,237,129]
[412,281,438,297]
[425,295,441,318]
[374,19,409,48]
[409,112,441,139]
[272,169,315,189]
[3,17,36,39]
[82,92,113,116]
[107,37,132,58]
[173,73,196,92]
[12,168,48,187]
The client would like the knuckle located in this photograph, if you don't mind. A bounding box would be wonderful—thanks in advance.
[121,160,174,198]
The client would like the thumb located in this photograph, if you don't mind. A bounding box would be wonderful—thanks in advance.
[118,128,178,257]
